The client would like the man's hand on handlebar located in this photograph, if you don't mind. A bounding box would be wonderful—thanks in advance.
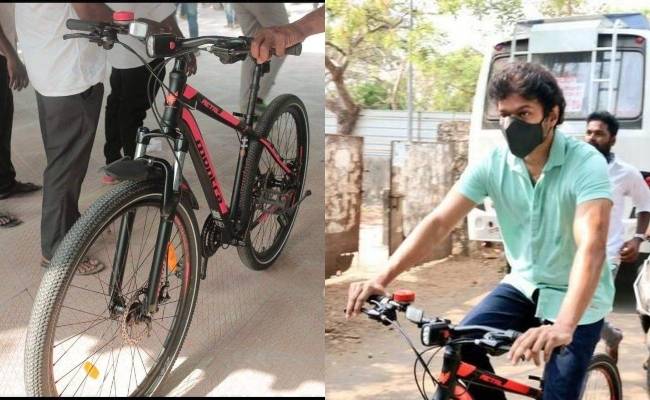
[507,323,573,366]
[251,24,305,64]
[346,280,389,320]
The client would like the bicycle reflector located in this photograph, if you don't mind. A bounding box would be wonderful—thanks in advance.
[393,289,415,303]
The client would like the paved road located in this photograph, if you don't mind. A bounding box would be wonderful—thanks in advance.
[0,4,324,396]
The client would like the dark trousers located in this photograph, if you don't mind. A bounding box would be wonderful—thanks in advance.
[36,83,104,259]
[104,58,165,165]
[458,283,604,400]
[0,55,16,192]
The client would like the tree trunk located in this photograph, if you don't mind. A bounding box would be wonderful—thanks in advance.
[389,61,406,110]
[325,55,361,135]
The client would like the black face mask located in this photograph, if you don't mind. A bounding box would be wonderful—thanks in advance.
[500,116,546,159]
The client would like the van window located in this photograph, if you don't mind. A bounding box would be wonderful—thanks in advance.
[485,50,644,121]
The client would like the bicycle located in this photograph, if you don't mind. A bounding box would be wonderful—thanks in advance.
[25,12,310,396]
[356,290,623,400]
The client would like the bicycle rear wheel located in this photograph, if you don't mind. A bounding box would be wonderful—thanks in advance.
[237,94,309,270]
[25,180,201,396]
[580,353,622,400]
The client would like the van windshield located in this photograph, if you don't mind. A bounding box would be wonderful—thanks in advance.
[486,50,643,120]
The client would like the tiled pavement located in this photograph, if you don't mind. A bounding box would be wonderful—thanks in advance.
[0,3,324,396]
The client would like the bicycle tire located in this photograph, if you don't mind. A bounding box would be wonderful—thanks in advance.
[25,180,201,397]
[581,353,622,400]
[237,94,309,271]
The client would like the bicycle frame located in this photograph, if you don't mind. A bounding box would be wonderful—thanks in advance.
[433,346,542,400]
[108,55,297,317]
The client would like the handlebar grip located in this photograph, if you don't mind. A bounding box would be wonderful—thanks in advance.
[66,19,99,32]
[63,33,89,40]
[284,43,302,56]
[267,43,302,57]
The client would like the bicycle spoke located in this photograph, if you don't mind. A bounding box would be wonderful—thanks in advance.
[56,324,119,393]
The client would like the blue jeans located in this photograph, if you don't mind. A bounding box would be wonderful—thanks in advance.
[224,3,236,25]
[180,3,198,38]
[458,283,603,400]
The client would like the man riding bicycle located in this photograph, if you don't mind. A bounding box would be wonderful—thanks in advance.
[346,62,614,400]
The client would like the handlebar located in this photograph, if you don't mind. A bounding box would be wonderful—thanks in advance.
[65,18,301,63]
[360,293,523,353]
[66,19,105,32]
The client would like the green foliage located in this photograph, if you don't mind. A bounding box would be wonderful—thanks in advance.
[350,80,397,109]
[418,47,484,111]
[539,0,606,17]
[437,0,524,28]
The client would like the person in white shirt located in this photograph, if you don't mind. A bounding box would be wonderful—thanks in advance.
[0,2,41,228]
[232,3,289,115]
[15,3,119,274]
[585,110,650,363]
[101,3,195,185]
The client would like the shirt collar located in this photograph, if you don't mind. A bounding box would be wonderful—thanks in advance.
[506,130,567,174]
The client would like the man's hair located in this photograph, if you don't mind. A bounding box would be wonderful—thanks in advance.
[587,110,619,136]
[488,62,566,125]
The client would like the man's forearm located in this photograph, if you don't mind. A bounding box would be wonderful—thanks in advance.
[0,25,18,61]
[554,241,605,330]
[291,5,324,39]
[637,211,650,235]
[375,211,453,287]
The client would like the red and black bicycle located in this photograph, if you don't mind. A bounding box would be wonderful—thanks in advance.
[25,13,310,396]
[359,291,622,400]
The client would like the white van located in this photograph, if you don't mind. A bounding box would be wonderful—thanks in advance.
[467,13,650,253]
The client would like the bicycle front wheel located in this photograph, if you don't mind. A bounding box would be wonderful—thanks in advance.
[25,180,201,396]
[581,353,622,400]
[237,94,309,270]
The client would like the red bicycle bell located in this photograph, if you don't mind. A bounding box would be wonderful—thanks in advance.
[393,289,415,303]
[113,11,135,25]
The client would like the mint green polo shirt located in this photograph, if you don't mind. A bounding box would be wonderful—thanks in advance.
[457,131,614,325]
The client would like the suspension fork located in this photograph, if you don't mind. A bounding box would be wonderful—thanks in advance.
[143,137,188,315]
[108,211,136,312]
[108,128,153,313]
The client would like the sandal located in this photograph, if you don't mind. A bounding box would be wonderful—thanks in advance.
[77,257,105,275]
[40,257,105,275]
[0,181,42,199]
[0,212,22,228]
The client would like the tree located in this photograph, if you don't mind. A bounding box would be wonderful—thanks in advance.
[415,47,484,112]
[326,0,429,134]
[538,0,607,17]
[326,0,526,135]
